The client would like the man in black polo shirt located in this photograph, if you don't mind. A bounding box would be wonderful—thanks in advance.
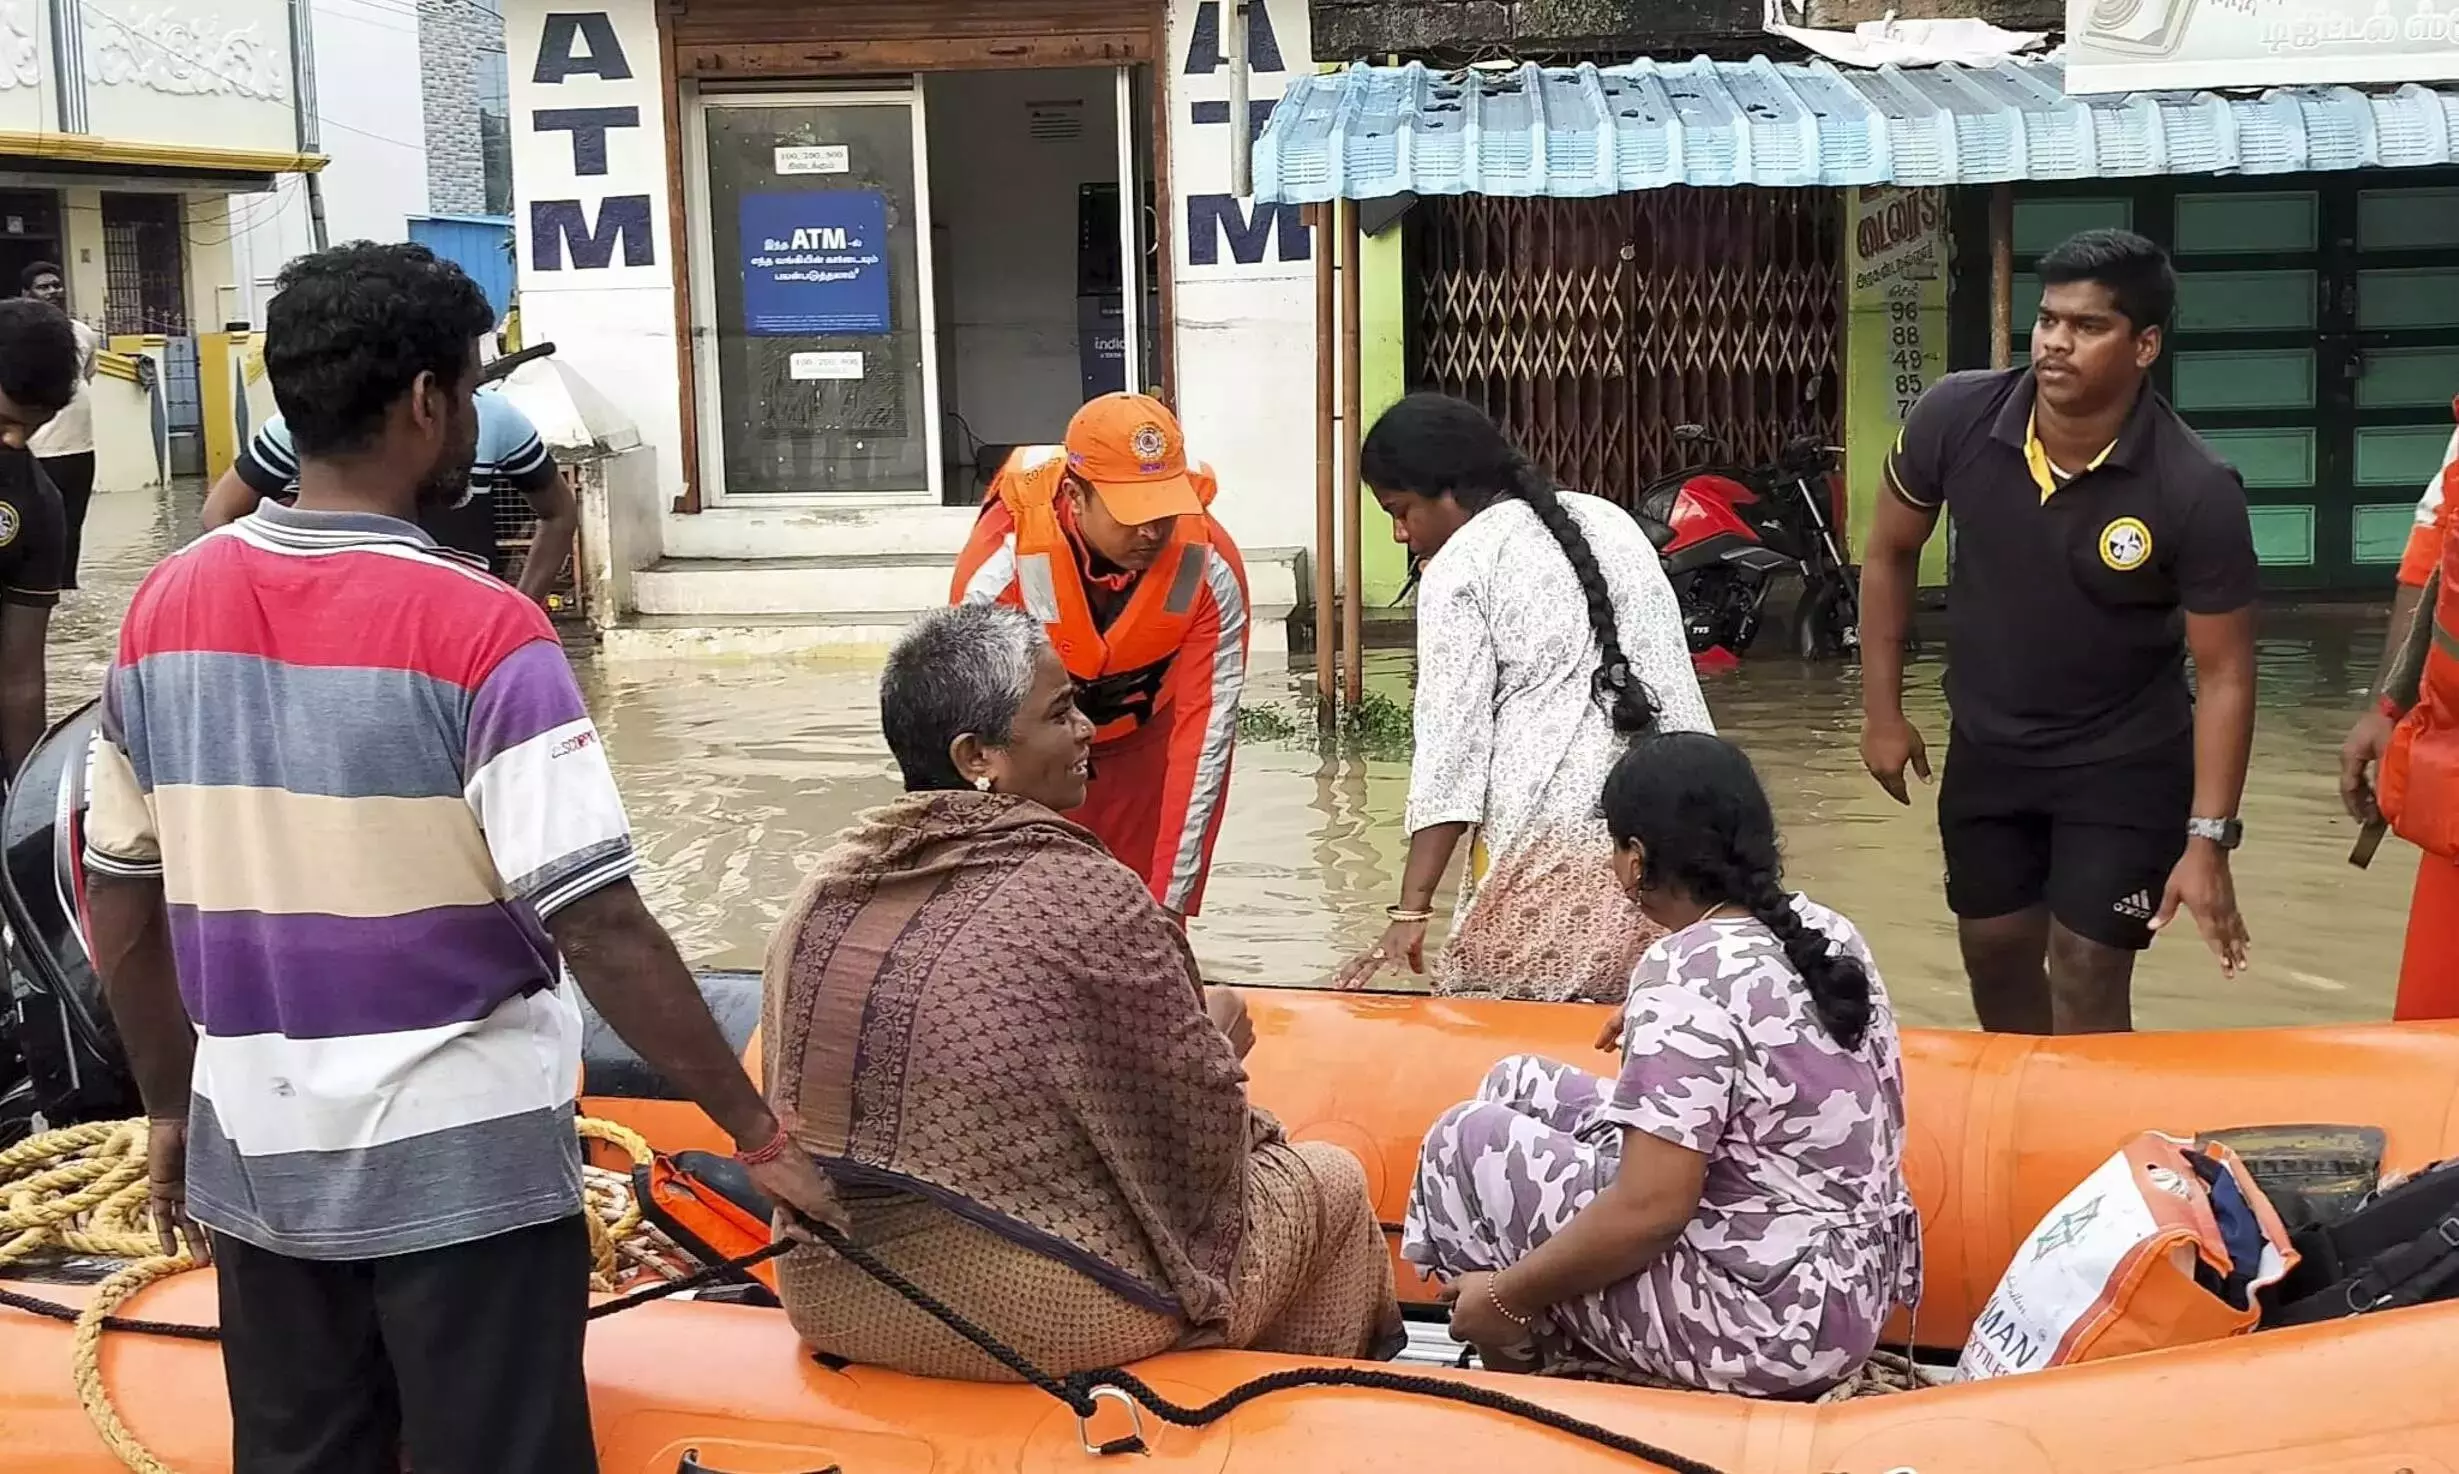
[0,298,78,774]
[1857,229,2258,1034]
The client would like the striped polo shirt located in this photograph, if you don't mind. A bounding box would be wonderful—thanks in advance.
[234,393,561,570]
[84,501,634,1260]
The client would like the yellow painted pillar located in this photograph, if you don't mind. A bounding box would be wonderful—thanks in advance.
[1358,221,1409,607]
[199,330,243,484]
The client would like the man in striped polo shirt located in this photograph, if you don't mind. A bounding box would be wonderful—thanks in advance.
[83,242,841,1474]
[201,374,579,606]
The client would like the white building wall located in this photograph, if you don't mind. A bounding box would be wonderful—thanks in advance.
[504,0,685,509]
[501,0,1321,576]
[1165,0,1318,557]
[228,0,433,325]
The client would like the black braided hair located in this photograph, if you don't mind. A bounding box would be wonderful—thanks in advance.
[1360,392,1659,738]
[1600,733,1873,1050]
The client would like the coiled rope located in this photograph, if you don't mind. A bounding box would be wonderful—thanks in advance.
[0,1114,729,1474]
[3,1118,1732,1474]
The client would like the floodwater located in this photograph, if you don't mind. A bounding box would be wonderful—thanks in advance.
[58,485,2417,1030]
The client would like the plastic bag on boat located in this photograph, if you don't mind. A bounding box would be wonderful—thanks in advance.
[1956,1131,2297,1381]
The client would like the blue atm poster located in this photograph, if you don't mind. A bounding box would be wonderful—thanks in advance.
[740,190,891,337]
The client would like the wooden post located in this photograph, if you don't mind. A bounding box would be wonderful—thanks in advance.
[1989,182,2014,371]
[1313,203,1337,705]
[1339,197,1365,709]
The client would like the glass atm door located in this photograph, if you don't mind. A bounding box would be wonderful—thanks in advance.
[693,86,939,501]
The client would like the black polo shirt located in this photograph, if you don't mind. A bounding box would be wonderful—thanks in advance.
[1886,367,2258,766]
[0,449,64,610]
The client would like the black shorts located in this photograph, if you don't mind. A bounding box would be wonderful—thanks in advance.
[214,1214,598,1474]
[1937,736,2192,951]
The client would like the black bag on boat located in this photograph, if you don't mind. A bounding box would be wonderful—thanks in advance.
[2260,1157,2459,1328]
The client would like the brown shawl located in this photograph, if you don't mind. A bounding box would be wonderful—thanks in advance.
[763,791,1264,1334]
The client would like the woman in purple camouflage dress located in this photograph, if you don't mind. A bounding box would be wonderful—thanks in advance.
[1402,732,1922,1397]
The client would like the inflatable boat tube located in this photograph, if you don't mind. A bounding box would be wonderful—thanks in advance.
[11,1005,2459,1472]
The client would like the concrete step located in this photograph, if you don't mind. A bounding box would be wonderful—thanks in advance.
[634,554,960,618]
[659,505,979,562]
[632,548,1306,620]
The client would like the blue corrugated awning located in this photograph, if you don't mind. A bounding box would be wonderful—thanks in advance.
[1253,56,2459,202]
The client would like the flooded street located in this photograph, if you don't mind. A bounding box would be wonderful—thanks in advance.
[58,485,2418,1029]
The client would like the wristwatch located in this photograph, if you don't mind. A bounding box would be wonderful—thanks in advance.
[2187,817,2244,850]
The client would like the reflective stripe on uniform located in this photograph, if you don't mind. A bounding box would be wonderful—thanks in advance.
[1164,544,1206,616]
[1165,547,1248,912]
[1016,551,1063,624]
[959,535,1020,606]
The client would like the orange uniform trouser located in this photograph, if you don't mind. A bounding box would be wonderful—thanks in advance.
[2395,850,2459,1021]
[1072,708,1230,919]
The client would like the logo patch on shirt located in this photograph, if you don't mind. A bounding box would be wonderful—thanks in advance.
[0,502,19,548]
[548,730,599,759]
[2098,516,2152,572]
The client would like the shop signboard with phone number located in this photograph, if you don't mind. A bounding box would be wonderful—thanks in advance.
[1843,185,1950,585]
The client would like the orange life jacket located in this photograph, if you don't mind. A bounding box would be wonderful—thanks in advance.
[633,1153,781,1295]
[2383,462,2459,861]
[987,446,1219,744]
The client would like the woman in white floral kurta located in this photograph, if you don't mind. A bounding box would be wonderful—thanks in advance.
[1333,394,1712,1002]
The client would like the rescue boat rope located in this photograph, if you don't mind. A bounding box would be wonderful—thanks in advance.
[776,1208,1732,1474]
[0,1114,784,1474]
[3,1119,1730,1474]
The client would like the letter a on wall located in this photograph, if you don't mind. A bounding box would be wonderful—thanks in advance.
[534,11,633,82]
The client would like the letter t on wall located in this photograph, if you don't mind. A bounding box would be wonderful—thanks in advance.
[533,107,642,176]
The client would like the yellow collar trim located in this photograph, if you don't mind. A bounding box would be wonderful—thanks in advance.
[2025,411,2117,501]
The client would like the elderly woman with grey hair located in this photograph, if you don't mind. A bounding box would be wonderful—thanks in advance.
[759,603,1401,1379]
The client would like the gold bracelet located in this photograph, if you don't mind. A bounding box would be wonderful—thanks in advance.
[1385,904,1435,923]
[1487,1279,1536,1331]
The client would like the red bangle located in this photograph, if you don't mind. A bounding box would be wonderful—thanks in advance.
[735,1122,793,1167]
[2380,694,2408,721]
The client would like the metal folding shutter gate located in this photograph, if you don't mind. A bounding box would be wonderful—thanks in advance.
[1409,188,1844,508]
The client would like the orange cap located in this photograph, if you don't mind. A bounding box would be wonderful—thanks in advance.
[1063,393,1202,527]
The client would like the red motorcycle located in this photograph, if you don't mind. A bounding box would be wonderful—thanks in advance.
[1633,425,1859,665]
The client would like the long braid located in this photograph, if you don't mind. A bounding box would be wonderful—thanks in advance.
[1707,855,1872,1051]
[1605,730,1878,1053]
[1499,450,1660,738]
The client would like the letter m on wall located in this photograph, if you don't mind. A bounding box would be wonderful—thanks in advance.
[1186,195,1309,267]
[531,196,656,270]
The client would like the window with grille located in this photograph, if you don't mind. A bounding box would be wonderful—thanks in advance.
[99,194,188,336]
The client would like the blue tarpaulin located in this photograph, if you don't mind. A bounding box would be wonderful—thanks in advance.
[1253,56,2459,202]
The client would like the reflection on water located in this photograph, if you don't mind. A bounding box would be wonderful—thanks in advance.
[60,486,2416,1030]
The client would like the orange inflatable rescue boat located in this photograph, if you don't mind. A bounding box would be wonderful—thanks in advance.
[11,990,2459,1473]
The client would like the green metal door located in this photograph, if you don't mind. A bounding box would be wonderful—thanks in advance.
[2166,187,2330,587]
[1958,170,2459,592]
[2344,182,2459,584]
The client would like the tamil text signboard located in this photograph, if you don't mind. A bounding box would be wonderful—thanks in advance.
[2067,0,2459,93]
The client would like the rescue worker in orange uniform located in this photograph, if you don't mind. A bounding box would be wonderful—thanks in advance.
[952,393,1250,920]
[2342,397,2459,1018]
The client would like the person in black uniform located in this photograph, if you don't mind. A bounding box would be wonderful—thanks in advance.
[0,298,79,773]
[1856,229,2259,1034]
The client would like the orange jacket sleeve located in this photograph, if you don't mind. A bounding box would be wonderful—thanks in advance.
[951,499,1022,606]
[1140,520,1251,915]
